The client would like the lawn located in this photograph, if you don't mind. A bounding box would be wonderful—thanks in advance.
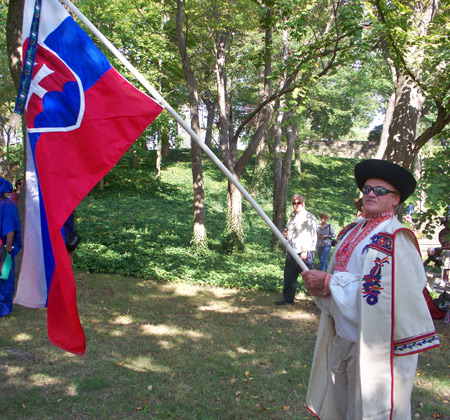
[2,272,449,419]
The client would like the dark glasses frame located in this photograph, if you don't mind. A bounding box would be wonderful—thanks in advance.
[361,185,397,196]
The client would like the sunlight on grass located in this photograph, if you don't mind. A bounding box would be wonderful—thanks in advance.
[109,330,125,337]
[140,324,205,340]
[236,347,256,354]
[417,372,450,393]
[159,282,238,298]
[121,356,156,373]
[12,333,33,342]
[5,366,25,376]
[111,315,134,325]
[66,384,77,396]
[29,374,62,387]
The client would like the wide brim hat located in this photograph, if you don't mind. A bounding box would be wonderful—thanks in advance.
[354,159,416,203]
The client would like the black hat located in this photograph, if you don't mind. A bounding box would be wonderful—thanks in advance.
[354,159,416,203]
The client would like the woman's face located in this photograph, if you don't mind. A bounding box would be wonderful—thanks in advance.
[321,216,328,224]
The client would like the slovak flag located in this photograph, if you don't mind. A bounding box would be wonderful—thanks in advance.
[13,0,163,355]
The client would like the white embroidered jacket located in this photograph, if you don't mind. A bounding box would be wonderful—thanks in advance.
[306,216,440,420]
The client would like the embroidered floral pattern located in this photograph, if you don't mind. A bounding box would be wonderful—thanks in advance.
[362,256,389,305]
[363,232,394,256]
[394,332,440,355]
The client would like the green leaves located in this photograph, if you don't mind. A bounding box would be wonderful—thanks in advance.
[413,143,450,237]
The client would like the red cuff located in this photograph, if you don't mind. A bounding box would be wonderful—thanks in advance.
[322,274,332,296]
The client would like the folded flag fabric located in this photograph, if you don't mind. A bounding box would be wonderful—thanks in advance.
[14,0,163,355]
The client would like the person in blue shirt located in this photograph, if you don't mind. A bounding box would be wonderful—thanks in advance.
[0,177,22,317]
[316,212,336,272]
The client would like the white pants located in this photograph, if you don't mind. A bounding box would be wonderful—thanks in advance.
[331,335,417,420]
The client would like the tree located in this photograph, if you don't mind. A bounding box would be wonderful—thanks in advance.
[175,0,207,249]
[413,140,450,238]
[269,0,376,239]
[2,0,24,180]
[367,0,450,172]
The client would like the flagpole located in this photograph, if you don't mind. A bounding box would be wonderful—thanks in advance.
[59,0,309,272]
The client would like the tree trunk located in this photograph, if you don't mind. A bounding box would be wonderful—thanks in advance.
[155,129,162,179]
[156,0,167,179]
[279,116,297,217]
[6,0,24,91]
[272,108,296,249]
[375,92,395,159]
[224,181,244,251]
[383,74,425,170]
[251,132,268,190]
[378,0,442,171]
[203,94,215,149]
[294,145,301,174]
[272,27,291,249]
[215,32,245,250]
[215,9,275,251]
[132,150,138,169]
[176,0,207,249]
[272,101,284,233]
[6,0,25,274]
[162,142,170,158]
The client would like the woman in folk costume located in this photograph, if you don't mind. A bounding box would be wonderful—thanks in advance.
[0,177,22,317]
[302,160,440,420]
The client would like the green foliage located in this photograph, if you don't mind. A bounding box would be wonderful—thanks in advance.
[413,143,450,238]
[0,142,25,179]
[365,0,450,105]
[74,151,359,291]
[0,2,16,107]
[301,59,390,141]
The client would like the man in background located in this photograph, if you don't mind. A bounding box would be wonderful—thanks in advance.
[424,247,443,269]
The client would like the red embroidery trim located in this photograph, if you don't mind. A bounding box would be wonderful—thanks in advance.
[335,213,394,272]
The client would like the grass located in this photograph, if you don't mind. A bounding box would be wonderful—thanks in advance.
[1,272,449,419]
[2,150,449,419]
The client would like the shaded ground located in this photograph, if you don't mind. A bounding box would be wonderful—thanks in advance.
[1,272,449,419]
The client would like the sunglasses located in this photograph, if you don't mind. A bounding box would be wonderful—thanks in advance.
[361,185,397,196]
[292,201,302,205]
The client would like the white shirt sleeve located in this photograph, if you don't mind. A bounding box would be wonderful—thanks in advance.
[314,271,361,343]
[329,272,361,323]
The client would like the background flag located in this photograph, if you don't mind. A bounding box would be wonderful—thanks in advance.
[13,0,163,355]
[405,203,414,224]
